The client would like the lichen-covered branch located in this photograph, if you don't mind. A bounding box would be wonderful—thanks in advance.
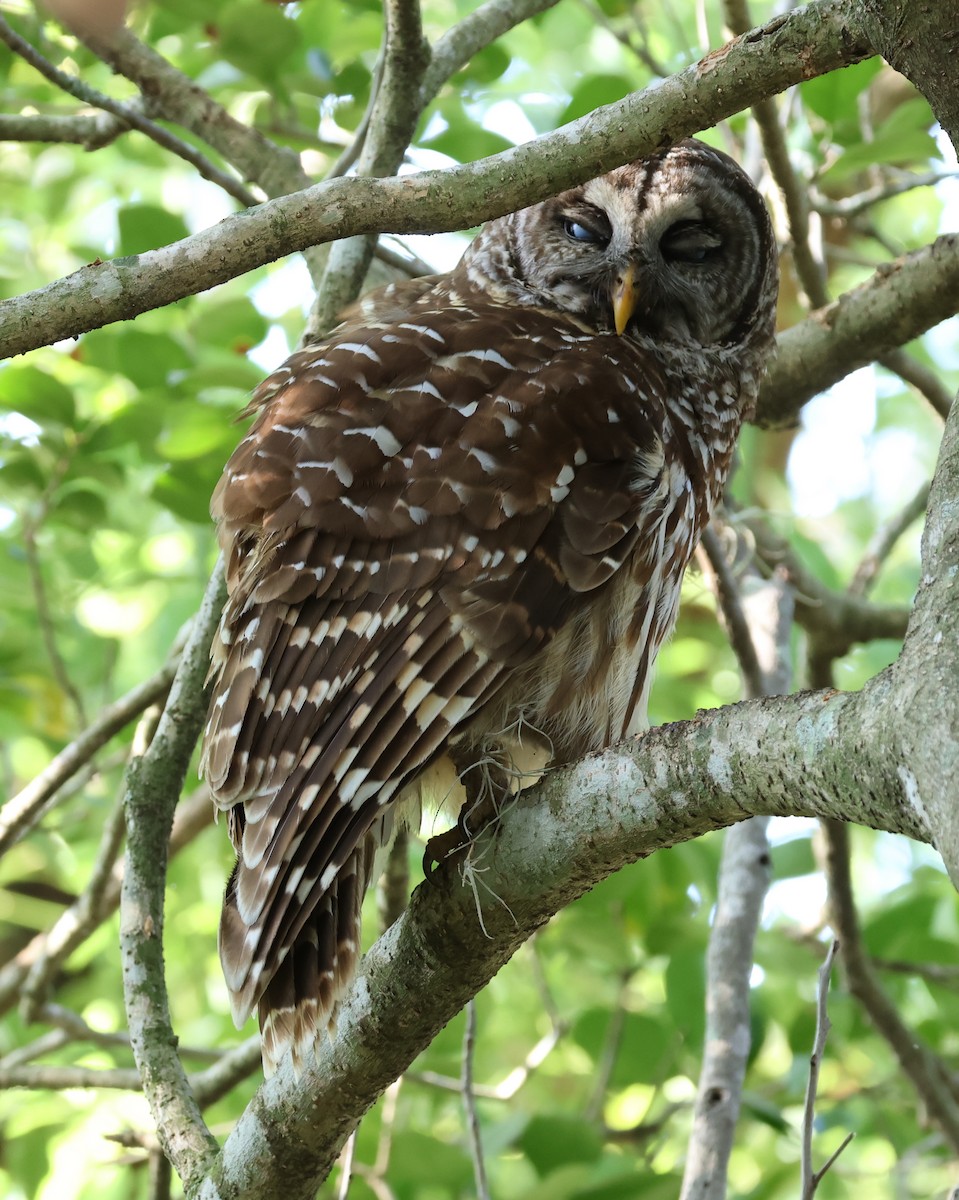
[120,564,226,1192]
[885,367,959,887]
[196,678,930,1200]
[755,234,959,427]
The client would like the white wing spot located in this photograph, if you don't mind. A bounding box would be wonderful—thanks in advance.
[345,426,402,457]
[335,341,382,363]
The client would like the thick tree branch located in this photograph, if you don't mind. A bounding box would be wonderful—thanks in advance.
[887,366,959,888]
[0,0,872,361]
[195,679,929,1200]
[755,234,959,427]
[120,564,226,1192]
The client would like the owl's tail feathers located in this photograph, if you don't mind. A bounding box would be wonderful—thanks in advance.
[219,849,367,1079]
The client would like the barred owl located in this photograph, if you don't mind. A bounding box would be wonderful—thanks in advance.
[201,138,778,1075]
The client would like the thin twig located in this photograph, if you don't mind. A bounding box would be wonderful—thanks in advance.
[148,1147,173,1200]
[0,109,127,147]
[699,524,765,699]
[585,972,629,1122]
[20,446,86,726]
[336,1133,356,1200]
[0,655,179,858]
[37,1003,224,1063]
[462,1000,491,1200]
[0,1062,144,1089]
[0,1034,260,1103]
[422,0,562,104]
[20,791,128,1019]
[190,1037,263,1108]
[849,480,930,596]
[811,171,958,219]
[576,0,671,77]
[0,15,257,207]
[722,0,828,309]
[879,347,954,420]
[373,1079,403,1178]
[0,1028,71,1069]
[744,514,910,659]
[377,828,411,932]
[800,939,845,1198]
[0,786,212,1018]
[822,820,959,1151]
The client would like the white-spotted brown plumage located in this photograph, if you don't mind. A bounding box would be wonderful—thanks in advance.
[201,139,778,1074]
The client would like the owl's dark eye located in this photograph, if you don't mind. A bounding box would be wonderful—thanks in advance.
[563,218,609,246]
[661,221,722,264]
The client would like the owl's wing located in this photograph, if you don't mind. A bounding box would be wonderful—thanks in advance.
[201,299,669,1058]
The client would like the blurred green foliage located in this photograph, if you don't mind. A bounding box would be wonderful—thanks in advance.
[0,0,957,1197]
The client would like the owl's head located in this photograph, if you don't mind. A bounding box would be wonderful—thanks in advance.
[462,139,778,356]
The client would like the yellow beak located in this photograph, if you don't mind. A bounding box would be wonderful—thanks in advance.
[611,265,639,336]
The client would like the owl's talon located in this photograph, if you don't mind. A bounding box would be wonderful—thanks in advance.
[423,825,471,882]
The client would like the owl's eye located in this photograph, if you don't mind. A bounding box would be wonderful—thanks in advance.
[563,218,609,246]
[661,221,722,264]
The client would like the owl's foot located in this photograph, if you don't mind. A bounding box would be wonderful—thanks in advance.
[422,781,505,883]
[422,824,472,881]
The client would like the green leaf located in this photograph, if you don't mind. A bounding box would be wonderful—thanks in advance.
[218,1,300,84]
[48,481,110,529]
[572,1010,677,1086]
[151,461,220,522]
[772,836,816,879]
[115,329,193,390]
[190,298,269,354]
[454,43,510,85]
[0,365,75,426]
[664,949,706,1046]
[424,125,515,162]
[156,405,235,461]
[117,204,190,256]
[742,1092,792,1134]
[821,99,940,183]
[801,58,883,124]
[518,1114,604,1176]
[559,74,634,125]
[84,402,165,458]
[388,1130,472,1194]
